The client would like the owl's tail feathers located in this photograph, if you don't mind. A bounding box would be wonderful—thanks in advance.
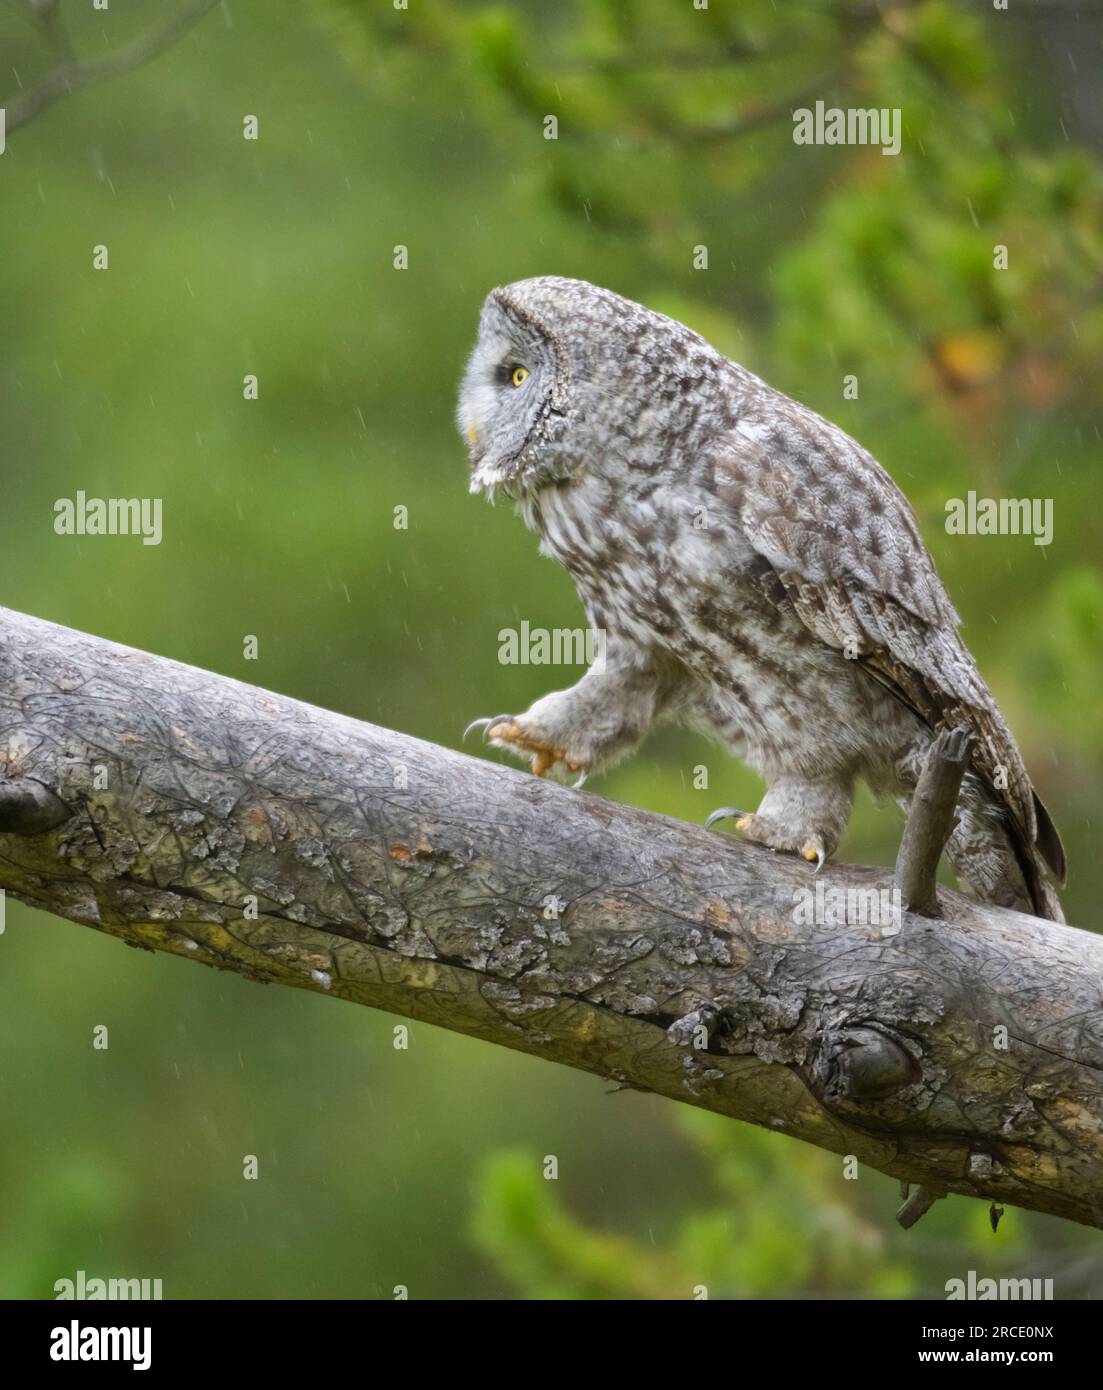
[1030,874,1066,925]
[1032,788,1067,886]
[1009,801,1066,924]
[1008,845,1066,923]
[1005,789,1066,922]
[943,778,1066,924]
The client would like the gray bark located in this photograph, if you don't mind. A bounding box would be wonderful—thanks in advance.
[0,605,1100,1229]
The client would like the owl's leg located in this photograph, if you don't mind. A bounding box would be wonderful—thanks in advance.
[710,775,853,868]
[465,644,679,783]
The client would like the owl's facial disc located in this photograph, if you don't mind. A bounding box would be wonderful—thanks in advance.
[457,299,566,496]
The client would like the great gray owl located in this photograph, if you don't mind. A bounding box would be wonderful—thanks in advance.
[456,276,1066,922]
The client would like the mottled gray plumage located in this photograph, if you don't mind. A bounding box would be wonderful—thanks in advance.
[457,276,1066,921]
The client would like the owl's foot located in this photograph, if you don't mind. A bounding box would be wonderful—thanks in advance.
[707,807,827,870]
[464,714,588,785]
[463,714,514,743]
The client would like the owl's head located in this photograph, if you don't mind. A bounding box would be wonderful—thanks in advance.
[456,277,582,497]
[458,275,729,498]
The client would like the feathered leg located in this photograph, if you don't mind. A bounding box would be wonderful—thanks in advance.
[709,773,854,869]
[466,638,685,782]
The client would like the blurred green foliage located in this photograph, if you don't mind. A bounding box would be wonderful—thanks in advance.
[0,0,1100,1298]
[473,1113,915,1300]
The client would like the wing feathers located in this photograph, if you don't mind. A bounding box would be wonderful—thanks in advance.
[709,407,1065,887]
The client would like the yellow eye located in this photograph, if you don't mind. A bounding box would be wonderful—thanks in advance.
[511,366,529,387]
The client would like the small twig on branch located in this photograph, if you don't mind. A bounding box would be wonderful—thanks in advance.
[894,726,974,917]
[896,1184,942,1230]
[1,0,218,137]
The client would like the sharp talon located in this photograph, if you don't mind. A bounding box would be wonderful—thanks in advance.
[463,715,512,743]
[572,770,588,789]
[802,843,826,871]
[706,806,745,830]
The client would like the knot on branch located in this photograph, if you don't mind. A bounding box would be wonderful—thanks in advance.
[0,778,72,837]
[667,1004,723,1051]
[815,1023,919,1102]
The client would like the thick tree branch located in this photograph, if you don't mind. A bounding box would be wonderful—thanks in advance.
[0,605,1099,1229]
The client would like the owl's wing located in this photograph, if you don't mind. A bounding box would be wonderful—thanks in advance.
[706,401,1066,884]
